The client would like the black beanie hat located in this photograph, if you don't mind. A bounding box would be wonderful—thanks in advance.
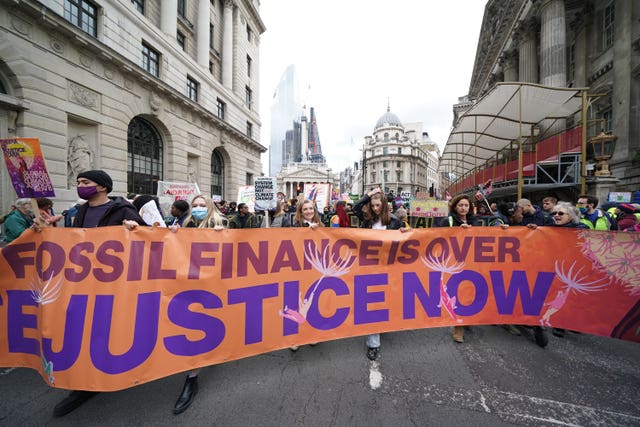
[77,170,113,193]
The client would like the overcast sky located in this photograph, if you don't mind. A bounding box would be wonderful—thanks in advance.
[258,0,488,173]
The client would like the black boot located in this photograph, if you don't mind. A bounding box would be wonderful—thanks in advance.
[534,326,548,348]
[173,375,198,415]
[53,390,99,417]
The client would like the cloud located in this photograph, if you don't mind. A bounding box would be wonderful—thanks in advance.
[259,0,487,173]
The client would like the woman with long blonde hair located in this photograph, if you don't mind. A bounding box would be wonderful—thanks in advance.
[169,194,227,414]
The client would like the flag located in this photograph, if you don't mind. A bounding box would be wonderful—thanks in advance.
[483,179,493,197]
[475,190,483,201]
[445,190,452,201]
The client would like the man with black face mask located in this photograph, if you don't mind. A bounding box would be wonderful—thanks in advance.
[53,170,146,417]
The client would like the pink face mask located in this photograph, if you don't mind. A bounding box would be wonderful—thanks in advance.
[77,185,98,200]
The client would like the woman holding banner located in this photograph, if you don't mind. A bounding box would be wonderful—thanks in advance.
[353,187,404,361]
[169,194,227,415]
[435,194,482,343]
[284,199,323,351]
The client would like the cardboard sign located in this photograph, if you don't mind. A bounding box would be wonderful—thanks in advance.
[1,138,55,198]
[254,177,278,211]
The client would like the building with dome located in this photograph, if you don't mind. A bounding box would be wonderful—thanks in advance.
[352,107,440,197]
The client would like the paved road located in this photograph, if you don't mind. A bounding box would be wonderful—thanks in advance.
[1,325,639,426]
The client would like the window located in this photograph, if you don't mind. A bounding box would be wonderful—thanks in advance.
[603,3,615,49]
[396,171,401,181]
[177,0,186,18]
[246,24,252,42]
[383,147,389,155]
[246,122,253,138]
[245,86,252,109]
[177,31,186,51]
[209,24,214,49]
[127,117,163,195]
[384,132,389,141]
[602,109,613,133]
[64,0,98,37]
[216,98,225,119]
[371,172,376,182]
[187,76,198,102]
[383,161,388,168]
[396,161,401,168]
[383,171,389,182]
[141,43,159,77]
[247,55,252,78]
[210,149,224,197]
[131,0,144,13]
[246,172,253,186]
[567,43,575,83]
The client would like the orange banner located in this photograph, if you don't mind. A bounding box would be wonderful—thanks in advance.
[0,227,638,391]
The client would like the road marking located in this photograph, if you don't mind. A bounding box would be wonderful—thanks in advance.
[369,361,383,390]
[478,391,491,413]
[381,376,640,425]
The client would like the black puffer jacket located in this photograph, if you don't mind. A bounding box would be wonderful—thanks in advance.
[72,196,147,227]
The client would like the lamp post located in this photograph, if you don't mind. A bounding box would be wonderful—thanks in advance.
[589,130,617,177]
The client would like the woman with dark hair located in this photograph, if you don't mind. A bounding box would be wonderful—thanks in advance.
[435,194,481,343]
[262,200,291,227]
[330,201,350,228]
[353,187,405,361]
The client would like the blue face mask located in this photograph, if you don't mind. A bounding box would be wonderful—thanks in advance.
[191,207,208,221]
[578,206,587,214]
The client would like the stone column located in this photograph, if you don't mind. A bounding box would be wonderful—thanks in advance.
[196,0,210,68]
[160,0,178,37]
[222,0,234,90]
[540,0,567,87]
[517,18,539,83]
[500,49,519,82]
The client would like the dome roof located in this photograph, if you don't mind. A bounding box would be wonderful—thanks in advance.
[375,108,403,130]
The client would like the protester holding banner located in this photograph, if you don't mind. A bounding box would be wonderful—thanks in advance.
[283,199,324,352]
[353,187,404,360]
[169,193,227,414]
[53,170,147,417]
[70,170,147,229]
[493,202,549,347]
[36,197,63,227]
[434,194,481,343]
[3,198,34,243]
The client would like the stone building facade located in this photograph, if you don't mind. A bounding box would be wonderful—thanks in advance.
[0,0,266,214]
[355,108,440,197]
[452,0,639,199]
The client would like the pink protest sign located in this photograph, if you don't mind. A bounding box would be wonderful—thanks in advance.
[1,138,55,198]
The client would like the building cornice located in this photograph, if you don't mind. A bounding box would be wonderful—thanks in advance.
[6,0,266,153]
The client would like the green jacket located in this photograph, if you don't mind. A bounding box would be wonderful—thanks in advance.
[3,209,34,243]
[228,212,258,229]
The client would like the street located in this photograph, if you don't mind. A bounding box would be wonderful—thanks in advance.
[1,325,638,426]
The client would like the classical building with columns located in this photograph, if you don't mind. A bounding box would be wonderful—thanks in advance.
[0,0,265,215]
[445,0,639,203]
[353,108,440,198]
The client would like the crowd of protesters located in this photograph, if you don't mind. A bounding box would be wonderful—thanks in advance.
[1,168,639,417]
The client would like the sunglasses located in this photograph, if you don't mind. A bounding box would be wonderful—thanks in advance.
[551,211,566,216]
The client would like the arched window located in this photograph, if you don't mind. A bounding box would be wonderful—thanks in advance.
[127,117,163,195]
[210,149,224,197]
[384,132,389,141]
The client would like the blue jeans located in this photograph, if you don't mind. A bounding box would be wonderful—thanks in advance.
[366,334,380,348]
